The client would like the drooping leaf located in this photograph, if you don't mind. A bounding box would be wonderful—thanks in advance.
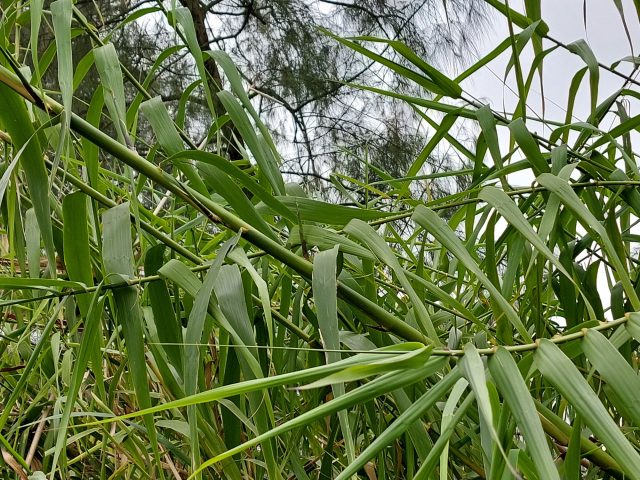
[488,347,560,480]
[535,339,640,478]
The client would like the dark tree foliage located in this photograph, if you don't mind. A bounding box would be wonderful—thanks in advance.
[29,0,489,199]
[216,0,489,198]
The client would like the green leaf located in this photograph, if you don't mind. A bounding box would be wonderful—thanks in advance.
[476,105,503,172]
[398,112,458,199]
[158,259,263,378]
[484,0,549,36]
[301,344,432,388]
[102,203,164,476]
[217,91,285,195]
[321,29,461,98]
[439,378,469,480]
[412,205,531,342]
[0,277,85,292]
[199,163,280,242]
[72,50,95,91]
[565,415,582,480]
[344,219,437,344]
[93,345,432,423]
[342,82,477,119]
[173,7,216,117]
[567,39,599,118]
[125,45,185,129]
[228,247,274,346]
[141,96,208,197]
[30,0,44,84]
[508,118,549,175]
[479,186,596,320]
[256,196,394,225]
[184,234,239,478]
[0,83,56,276]
[104,7,163,42]
[590,113,640,150]
[192,357,449,477]
[0,154,20,209]
[488,347,560,480]
[82,87,104,189]
[313,245,355,463]
[50,287,104,478]
[94,44,128,145]
[535,339,640,479]
[582,329,640,427]
[288,224,375,260]
[169,150,296,221]
[347,36,463,98]
[62,192,94,315]
[334,367,462,480]
[212,265,277,479]
[207,49,280,158]
[50,0,73,159]
[459,343,513,476]
[25,208,40,280]
[537,173,640,310]
[414,393,476,480]
[144,245,184,377]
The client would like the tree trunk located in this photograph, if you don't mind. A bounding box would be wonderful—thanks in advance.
[179,0,245,160]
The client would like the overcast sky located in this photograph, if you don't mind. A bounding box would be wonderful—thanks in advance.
[474,0,638,118]
[467,0,640,161]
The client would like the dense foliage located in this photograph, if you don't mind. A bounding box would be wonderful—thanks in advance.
[1,1,640,479]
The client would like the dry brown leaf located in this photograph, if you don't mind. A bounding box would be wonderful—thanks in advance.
[1,449,28,480]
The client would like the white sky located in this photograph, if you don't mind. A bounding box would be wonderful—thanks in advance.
[467,0,640,167]
[474,1,638,114]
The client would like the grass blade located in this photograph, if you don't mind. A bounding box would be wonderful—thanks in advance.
[537,173,640,310]
[488,347,560,480]
[535,339,640,479]
[192,358,449,478]
[334,367,462,480]
[0,83,56,276]
[413,205,531,342]
[102,203,165,478]
[582,329,640,427]
[314,245,355,464]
